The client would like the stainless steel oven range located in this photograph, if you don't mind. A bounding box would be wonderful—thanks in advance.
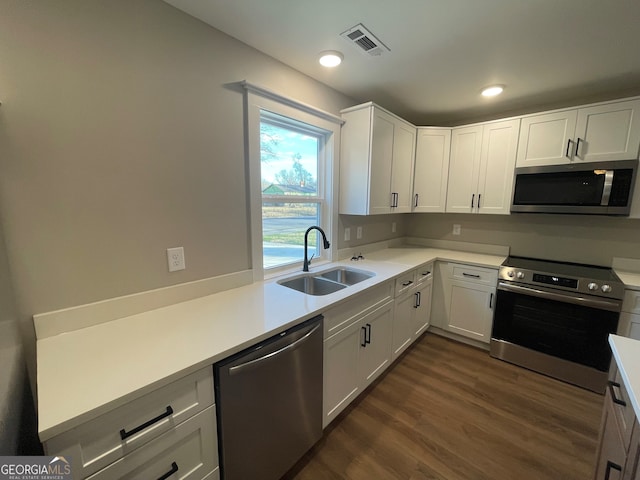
[490,256,623,393]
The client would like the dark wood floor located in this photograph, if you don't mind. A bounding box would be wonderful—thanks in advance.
[285,333,604,480]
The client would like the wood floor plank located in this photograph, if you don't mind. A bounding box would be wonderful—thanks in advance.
[285,333,604,480]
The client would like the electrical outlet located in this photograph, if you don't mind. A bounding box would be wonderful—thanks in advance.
[453,224,461,235]
[392,222,396,233]
[167,247,186,272]
[344,227,351,241]
[356,226,363,239]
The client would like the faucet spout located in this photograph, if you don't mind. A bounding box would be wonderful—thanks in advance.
[303,226,330,272]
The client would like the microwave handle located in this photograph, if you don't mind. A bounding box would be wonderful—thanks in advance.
[600,170,614,206]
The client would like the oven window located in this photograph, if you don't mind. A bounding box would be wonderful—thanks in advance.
[492,289,618,371]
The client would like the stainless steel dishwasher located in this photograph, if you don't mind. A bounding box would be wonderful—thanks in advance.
[214,315,323,480]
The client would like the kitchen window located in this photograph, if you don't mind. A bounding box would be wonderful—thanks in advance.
[244,83,342,279]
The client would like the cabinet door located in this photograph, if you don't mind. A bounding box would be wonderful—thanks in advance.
[359,302,393,388]
[323,320,362,427]
[392,291,416,360]
[413,128,451,213]
[593,390,626,480]
[447,280,495,343]
[516,110,578,167]
[391,119,416,213]
[574,99,640,163]
[413,280,432,338]
[446,125,483,213]
[477,119,520,215]
[369,109,395,214]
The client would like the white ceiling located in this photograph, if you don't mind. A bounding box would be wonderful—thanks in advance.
[164,0,640,125]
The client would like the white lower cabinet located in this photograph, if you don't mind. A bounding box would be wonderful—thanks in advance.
[593,361,640,480]
[392,263,434,359]
[43,367,218,480]
[87,406,219,480]
[618,290,640,341]
[439,262,497,344]
[323,299,394,427]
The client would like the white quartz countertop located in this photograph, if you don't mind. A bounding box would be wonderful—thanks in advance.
[609,334,640,420]
[615,270,640,291]
[36,247,504,441]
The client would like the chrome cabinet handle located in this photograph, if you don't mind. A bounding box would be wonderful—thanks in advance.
[361,326,367,347]
[565,139,572,158]
[575,137,582,157]
[120,406,174,440]
[478,193,481,208]
[157,462,179,480]
[414,193,419,208]
[365,323,372,344]
[402,280,413,287]
[463,273,481,279]
[471,193,475,209]
[489,292,494,309]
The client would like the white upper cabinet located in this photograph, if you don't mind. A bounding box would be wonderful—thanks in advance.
[517,99,640,167]
[413,127,451,213]
[446,118,520,215]
[446,125,483,213]
[339,103,416,215]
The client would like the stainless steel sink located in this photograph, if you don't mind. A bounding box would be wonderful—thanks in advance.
[278,275,347,296]
[277,267,375,296]
[318,267,375,285]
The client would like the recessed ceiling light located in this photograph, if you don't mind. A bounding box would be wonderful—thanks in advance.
[481,85,505,97]
[319,51,343,68]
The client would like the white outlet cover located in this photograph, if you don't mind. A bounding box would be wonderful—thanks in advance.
[453,224,461,235]
[344,227,351,241]
[392,222,396,233]
[167,247,186,272]
[356,226,363,239]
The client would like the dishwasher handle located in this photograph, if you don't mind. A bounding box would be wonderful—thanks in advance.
[229,323,321,376]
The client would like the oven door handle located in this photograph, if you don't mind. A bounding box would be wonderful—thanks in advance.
[497,282,621,312]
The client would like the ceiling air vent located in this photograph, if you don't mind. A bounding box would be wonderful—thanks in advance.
[340,23,390,57]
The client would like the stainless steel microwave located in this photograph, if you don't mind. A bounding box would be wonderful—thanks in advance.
[510,159,638,215]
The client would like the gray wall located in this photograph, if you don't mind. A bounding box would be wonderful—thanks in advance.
[0,1,355,394]
[0,212,27,454]
[406,213,640,267]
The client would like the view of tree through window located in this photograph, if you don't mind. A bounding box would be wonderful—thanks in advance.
[260,114,323,269]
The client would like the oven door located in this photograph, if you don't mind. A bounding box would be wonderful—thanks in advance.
[492,282,620,372]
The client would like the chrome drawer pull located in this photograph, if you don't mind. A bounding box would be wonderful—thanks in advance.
[157,462,179,480]
[402,280,413,287]
[462,273,481,279]
[120,406,174,440]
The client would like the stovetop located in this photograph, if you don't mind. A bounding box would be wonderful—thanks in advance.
[500,256,624,300]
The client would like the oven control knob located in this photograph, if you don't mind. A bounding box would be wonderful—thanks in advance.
[507,270,514,278]
[516,271,525,279]
[588,282,599,291]
[601,284,612,293]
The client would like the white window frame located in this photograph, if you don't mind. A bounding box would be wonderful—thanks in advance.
[244,83,342,280]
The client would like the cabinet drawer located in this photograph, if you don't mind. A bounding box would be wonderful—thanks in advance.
[46,367,215,478]
[622,290,640,314]
[395,272,416,297]
[451,264,498,285]
[323,281,393,338]
[87,405,218,480]
[611,367,635,450]
[415,263,434,285]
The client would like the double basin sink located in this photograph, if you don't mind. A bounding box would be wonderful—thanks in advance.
[278,267,375,296]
